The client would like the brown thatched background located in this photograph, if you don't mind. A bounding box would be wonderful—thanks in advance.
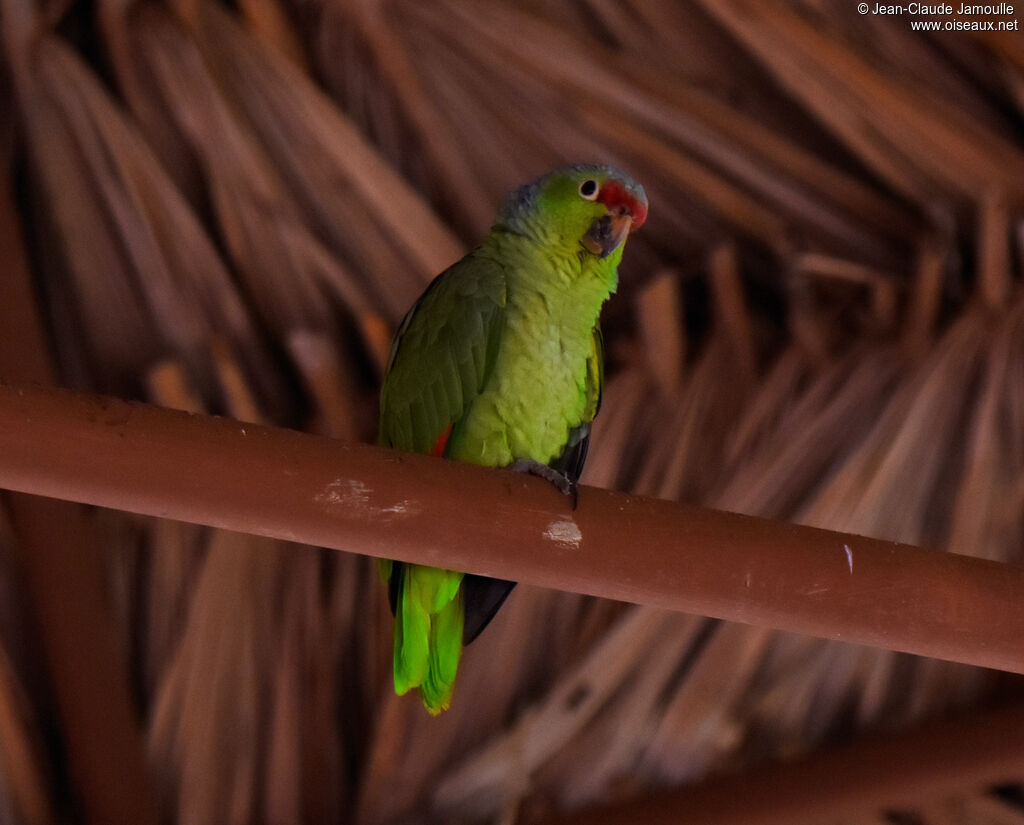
[2,1,1024,823]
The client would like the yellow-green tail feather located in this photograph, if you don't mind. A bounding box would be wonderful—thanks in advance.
[392,564,465,714]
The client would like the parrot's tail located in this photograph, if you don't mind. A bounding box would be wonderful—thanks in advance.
[391,563,465,714]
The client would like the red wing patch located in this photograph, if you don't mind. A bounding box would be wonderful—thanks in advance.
[431,423,454,457]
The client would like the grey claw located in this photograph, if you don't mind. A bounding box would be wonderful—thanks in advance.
[509,459,577,507]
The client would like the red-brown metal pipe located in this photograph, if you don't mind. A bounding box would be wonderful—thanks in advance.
[0,168,160,823]
[0,381,1022,674]
[537,701,1024,825]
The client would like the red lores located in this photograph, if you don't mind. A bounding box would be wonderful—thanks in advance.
[598,180,648,229]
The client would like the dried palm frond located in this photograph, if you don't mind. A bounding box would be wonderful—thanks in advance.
[2,1,1024,824]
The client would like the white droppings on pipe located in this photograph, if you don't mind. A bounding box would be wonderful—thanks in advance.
[316,478,370,507]
[315,478,419,520]
[379,501,420,517]
[544,517,582,549]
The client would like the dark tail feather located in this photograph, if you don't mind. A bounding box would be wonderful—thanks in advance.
[387,561,404,614]
[390,562,513,646]
[459,433,589,644]
[462,575,517,644]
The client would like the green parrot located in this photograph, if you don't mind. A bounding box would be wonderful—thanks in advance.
[378,164,648,713]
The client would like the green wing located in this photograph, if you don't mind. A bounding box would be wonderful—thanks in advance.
[379,251,507,455]
[586,321,604,422]
[549,322,603,482]
[378,252,506,713]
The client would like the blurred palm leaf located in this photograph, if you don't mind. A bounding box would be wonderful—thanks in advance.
[1,0,1023,823]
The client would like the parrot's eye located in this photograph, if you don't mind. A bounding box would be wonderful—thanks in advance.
[578,179,599,200]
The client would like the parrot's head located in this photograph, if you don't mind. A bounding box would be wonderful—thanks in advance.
[497,164,648,260]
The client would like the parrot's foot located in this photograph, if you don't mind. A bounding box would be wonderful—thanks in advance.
[510,459,579,510]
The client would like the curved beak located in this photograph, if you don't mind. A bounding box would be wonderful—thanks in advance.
[582,212,633,259]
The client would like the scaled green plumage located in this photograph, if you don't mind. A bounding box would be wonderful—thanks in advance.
[378,164,647,713]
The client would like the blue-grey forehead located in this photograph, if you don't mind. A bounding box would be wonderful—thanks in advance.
[499,163,629,220]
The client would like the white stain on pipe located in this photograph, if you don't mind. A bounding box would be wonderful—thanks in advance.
[315,478,419,520]
[544,517,582,549]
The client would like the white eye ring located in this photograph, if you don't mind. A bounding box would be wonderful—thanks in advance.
[578,179,599,200]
